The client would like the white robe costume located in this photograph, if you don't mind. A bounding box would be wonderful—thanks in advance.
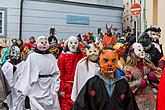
[15,52,60,110]
[71,57,99,101]
[2,61,25,110]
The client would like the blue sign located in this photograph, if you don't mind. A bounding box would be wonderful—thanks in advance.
[67,15,90,25]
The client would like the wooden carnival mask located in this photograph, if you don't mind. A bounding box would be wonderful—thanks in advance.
[106,24,113,36]
[36,36,50,51]
[67,36,79,53]
[99,49,118,76]
[132,43,145,59]
[9,46,20,60]
[86,43,99,62]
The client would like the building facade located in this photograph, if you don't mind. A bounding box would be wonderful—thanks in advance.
[122,0,146,34]
[146,0,165,53]
[0,0,123,40]
[123,0,165,54]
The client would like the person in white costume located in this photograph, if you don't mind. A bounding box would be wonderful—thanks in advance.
[15,36,60,110]
[2,46,25,110]
[71,43,100,101]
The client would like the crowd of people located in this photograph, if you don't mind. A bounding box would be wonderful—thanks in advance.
[0,24,165,110]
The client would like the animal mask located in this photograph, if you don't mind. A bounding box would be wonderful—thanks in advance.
[86,44,99,62]
[67,36,79,53]
[132,43,145,58]
[36,36,50,51]
[106,24,113,36]
[99,49,118,76]
[138,32,151,49]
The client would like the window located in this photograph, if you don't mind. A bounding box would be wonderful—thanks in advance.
[0,11,4,36]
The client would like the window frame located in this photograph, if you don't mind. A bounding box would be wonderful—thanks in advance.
[0,8,7,38]
[0,10,5,36]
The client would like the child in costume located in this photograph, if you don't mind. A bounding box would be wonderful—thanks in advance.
[71,43,99,101]
[58,36,84,110]
[15,36,60,110]
[124,43,161,110]
[71,48,139,110]
[2,46,25,110]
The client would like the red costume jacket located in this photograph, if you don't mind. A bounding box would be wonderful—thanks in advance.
[57,51,84,110]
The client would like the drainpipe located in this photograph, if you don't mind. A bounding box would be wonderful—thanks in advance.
[144,0,147,30]
[19,0,24,40]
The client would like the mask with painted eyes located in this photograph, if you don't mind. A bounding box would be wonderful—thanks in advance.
[86,44,99,62]
[36,36,50,51]
[132,43,145,58]
[67,36,79,53]
[9,46,20,60]
[150,32,160,42]
[99,49,118,76]
[49,45,59,54]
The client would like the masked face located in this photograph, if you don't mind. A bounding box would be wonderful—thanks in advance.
[49,46,59,54]
[67,36,79,53]
[86,44,99,62]
[9,46,20,60]
[132,43,145,58]
[138,36,151,48]
[150,32,160,42]
[99,49,118,76]
[36,36,50,51]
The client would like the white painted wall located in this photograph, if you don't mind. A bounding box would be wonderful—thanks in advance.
[1,0,123,41]
[60,0,123,7]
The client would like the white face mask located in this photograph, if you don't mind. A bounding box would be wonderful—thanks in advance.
[36,36,50,51]
[67,36,79,53]
[86,44,99,61]
[132,43,145,58]
[150,32,160,42]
